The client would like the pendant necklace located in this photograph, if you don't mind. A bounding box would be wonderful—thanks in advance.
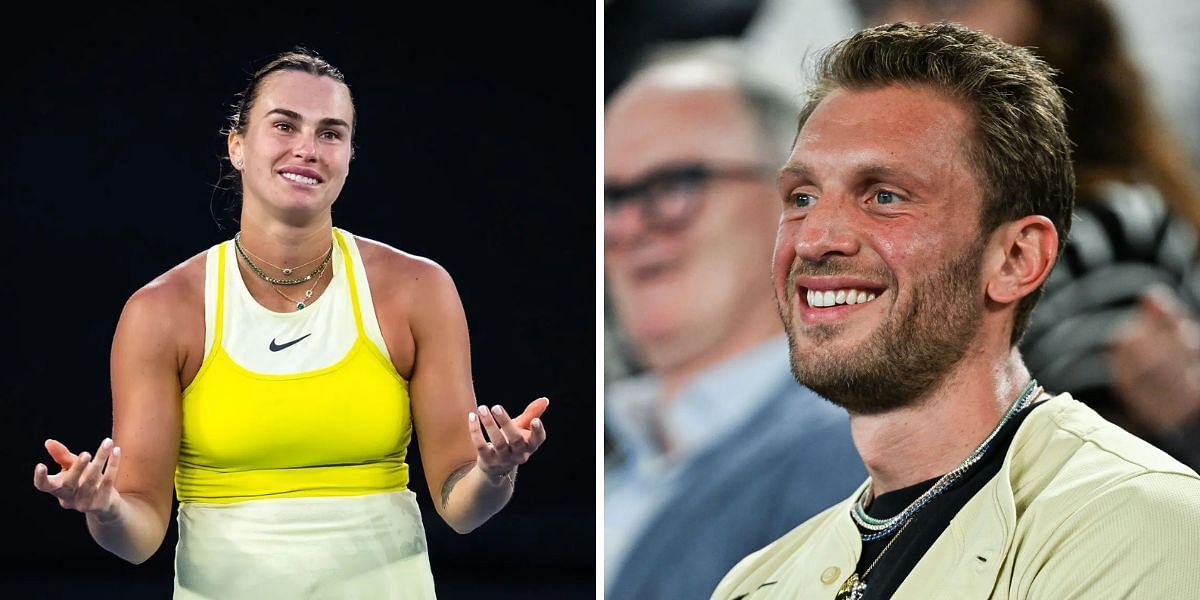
[271,258,330,310]
[834,518,913,600]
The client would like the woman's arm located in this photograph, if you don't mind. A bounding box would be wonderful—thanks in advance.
[34,276,188,563]
[406,260,547,533]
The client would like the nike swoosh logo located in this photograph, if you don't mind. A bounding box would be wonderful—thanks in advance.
[269,333,312,352]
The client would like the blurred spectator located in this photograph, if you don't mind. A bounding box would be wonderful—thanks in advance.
[738,0,1200,158]
[603,41,865,600]
[603,0,855,382]
[860,0,1200,468]
[604,0,763,98]
[1103,0,1200,161]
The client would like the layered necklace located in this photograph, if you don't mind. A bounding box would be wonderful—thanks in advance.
[835,379,1042,600]
[233,232,334,310]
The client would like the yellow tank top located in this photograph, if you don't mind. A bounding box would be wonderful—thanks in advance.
[175,229,412,504]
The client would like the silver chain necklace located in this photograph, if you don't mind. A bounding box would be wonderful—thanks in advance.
[850,379,1041,541]
[836,380,1042,600]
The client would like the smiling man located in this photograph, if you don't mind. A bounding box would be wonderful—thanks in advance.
[711,23,1200,600]
[604,42,864,600]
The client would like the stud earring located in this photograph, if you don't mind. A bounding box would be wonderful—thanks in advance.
[234,158,243,169]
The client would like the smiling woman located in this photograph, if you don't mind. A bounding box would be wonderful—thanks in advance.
[30,48,549,599]
[225,54,355,227]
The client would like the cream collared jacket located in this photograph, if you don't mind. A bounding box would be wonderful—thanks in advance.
[711,394,1200,599]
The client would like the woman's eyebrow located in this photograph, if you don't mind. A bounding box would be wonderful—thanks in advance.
[264,108,350,130]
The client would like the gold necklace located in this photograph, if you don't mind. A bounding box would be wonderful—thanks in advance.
[233,232,333,286]
[234,231,330,275]
[271,259,330,310]
[835,518,914,600]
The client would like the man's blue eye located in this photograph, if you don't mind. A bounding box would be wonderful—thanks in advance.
[793,193,814,208]
[874,190,898,204]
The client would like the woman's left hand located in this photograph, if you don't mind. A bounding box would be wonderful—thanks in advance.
[468,397,549,482]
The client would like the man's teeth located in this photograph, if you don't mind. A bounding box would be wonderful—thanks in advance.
[281,172,319,185]
[807,288,877,308]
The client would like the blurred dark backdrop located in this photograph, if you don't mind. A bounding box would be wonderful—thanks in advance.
[3,5,594,599]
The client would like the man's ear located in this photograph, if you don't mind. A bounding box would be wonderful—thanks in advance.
[983,215,1059,306]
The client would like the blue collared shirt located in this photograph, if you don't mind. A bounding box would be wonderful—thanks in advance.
[605,334,849,590]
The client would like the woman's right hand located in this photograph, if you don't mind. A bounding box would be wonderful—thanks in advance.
[33,438,122,520]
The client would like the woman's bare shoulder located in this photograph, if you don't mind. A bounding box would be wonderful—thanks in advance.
[121,249,209,327]
[351,234,455,292]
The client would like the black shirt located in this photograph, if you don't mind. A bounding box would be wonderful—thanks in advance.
[854,401,1038,600]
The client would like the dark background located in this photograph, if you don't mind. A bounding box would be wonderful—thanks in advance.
[3,6,594,598]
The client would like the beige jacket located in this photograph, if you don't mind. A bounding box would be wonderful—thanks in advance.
[711,394,1200,599]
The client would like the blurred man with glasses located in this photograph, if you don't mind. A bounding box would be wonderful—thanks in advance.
[603,41,864,600]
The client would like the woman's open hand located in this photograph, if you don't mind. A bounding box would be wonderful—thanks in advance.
[33,438,122,520]
[468,397,549,482]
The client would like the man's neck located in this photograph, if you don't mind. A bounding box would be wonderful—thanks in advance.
[851,347,1034,495]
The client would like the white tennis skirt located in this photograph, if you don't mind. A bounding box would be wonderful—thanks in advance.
[174,489,436,599]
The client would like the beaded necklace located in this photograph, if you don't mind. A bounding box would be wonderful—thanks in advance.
[233,232,332,286]
[234,232,329,275]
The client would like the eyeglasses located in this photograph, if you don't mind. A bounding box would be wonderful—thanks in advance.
[604,162,770,246]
